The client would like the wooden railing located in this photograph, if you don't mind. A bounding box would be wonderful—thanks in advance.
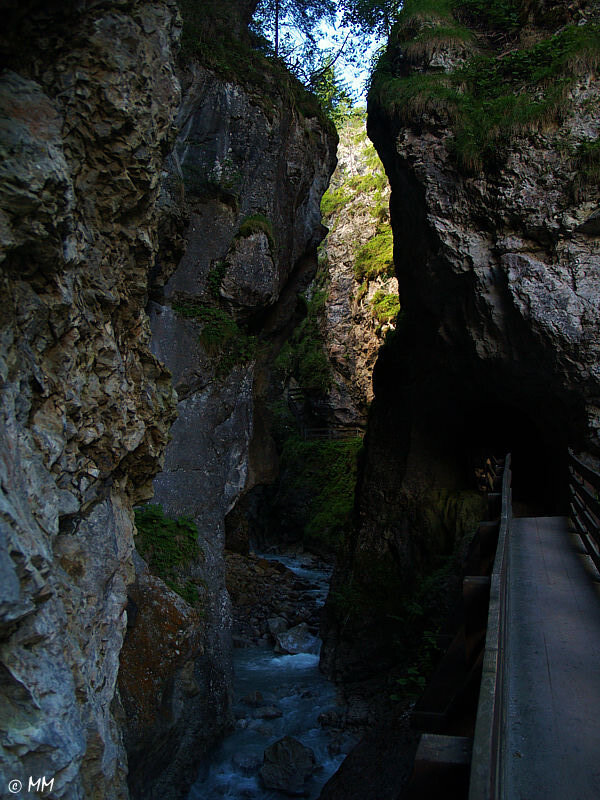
[299,425,364,441]
[468,453,512,800]
[287,388,365,441]
[568,449,600,573]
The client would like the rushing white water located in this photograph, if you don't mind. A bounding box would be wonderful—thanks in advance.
[187,555,352,800]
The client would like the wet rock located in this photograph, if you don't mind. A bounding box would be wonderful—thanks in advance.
[260,736,316,796]
[318,710,343,728]
[251,721,275,737]
[275,623,321,655]
[226,552,321,645]
[253,705,283,720]
[118,560,205,792]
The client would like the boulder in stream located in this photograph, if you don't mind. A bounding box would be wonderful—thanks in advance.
[275,622,320,655]
[260,735,316,796]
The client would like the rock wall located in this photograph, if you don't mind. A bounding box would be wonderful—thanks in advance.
[0,1,181,797]
[323,0,600,682]
[121,47,336,797]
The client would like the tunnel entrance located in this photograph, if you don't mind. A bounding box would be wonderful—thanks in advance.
[462,398,568,518]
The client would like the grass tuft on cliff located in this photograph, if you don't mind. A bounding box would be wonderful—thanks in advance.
[236,214,276,251]
[172,302,257,376]
[370,289,401,325]
[354,225,395,282]
[370,0,600,174]
[134,504,205,607]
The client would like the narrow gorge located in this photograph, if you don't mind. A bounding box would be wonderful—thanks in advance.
[1,0,599,799]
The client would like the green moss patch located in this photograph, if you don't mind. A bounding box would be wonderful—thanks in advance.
[370,289,401,325]
[354,225,395,281]
[134,504,204,606]
[321,184,352,218]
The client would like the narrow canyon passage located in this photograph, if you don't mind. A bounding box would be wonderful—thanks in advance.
[1,1,599,799]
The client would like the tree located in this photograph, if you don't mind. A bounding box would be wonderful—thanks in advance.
[253,0,336,57]
[340,0,402,37]
[311,61,354,125]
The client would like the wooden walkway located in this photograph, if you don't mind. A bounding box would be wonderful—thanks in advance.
[503,516,600,799]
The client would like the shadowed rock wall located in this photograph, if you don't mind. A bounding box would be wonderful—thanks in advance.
[322,0,600,683]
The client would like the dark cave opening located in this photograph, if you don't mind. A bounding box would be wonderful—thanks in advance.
[459,396,569,517]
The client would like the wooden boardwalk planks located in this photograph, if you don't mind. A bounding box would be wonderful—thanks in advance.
[502,517,600,799]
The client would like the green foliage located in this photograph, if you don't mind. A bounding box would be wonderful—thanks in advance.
[354,225,394,281]
[236,214,276,251]
[371,15,600,174]
[575,137,600,186]
[294,289,331,394]
[206,260,228,299]
[370,289,401,324]
[253,0,336,55]
[391,628,441,699]
[321,184,352,218]
[280,436,362,549]
[340,0,402,36]
[172,302,257,376]
[453,0,520,31]
[311,62,355,127]
[134,504,204,607]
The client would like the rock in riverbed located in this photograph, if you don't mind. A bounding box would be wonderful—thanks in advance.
[260,735,316,796]
[275,622,321,655]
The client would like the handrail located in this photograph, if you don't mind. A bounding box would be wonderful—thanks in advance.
[469,453,512,800]
[568,448,600,573]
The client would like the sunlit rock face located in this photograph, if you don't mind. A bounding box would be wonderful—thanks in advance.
[319,114,398,428]
[0,1,180,797]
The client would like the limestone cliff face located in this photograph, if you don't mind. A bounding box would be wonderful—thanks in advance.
[0,1,180,797]
[120,52,336,796]
[320,113,398,427]
[323,1,600,680]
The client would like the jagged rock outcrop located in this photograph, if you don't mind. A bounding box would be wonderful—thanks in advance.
[0,1,180,796]
[322,0,600,682]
